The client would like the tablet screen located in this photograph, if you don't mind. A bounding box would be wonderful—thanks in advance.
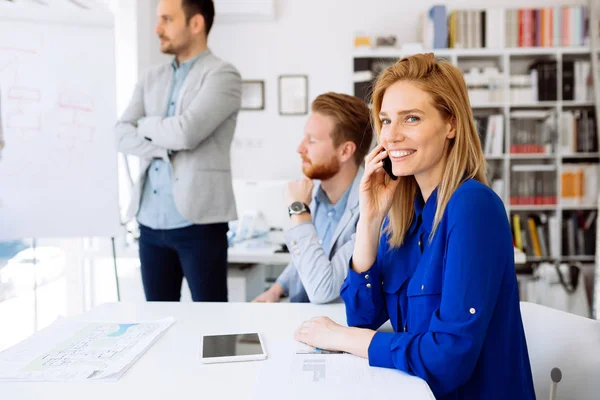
[202,333,264,358]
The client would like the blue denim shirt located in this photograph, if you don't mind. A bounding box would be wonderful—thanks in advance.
[279,185,351,302]
[341,179,535,399]
[137,54,202,229]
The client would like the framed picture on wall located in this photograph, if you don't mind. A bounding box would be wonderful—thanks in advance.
[241,80,265,111]
[278,75,308,115]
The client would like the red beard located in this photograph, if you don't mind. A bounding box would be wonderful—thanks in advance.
[301,155,341,180]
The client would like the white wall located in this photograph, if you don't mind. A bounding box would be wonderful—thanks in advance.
[136,0,584,181]
[111,0,139,116]
[137,0,171,78]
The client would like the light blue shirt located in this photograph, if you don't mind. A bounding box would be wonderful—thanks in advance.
[137,54,202,230]
[279,185,351,302]
[313,186,350,253]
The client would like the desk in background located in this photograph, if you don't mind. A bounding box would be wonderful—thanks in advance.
[104,237,290,302]
[226,233,290,301]
[227,229,290,265]
[227,242,527,302]
[228,239,525,266]
[0,302,434,400]
[107,238,525,303]
[228,246,290,265]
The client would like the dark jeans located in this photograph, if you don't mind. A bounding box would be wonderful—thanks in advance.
[138,223,228,302]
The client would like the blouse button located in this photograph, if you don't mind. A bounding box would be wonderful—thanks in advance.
[421,284,424,291]
[365,274,370,280]
[366,283,372,289]
[469,308,476,315]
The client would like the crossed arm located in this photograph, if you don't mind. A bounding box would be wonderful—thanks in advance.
[114,65,241,158]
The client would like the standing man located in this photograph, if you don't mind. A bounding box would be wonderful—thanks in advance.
[115,0,241,302]
[253,93,373,304]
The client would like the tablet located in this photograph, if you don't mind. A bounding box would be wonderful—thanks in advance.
[200,333,267,364]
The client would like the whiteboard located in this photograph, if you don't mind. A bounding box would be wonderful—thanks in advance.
[0,2,120,241]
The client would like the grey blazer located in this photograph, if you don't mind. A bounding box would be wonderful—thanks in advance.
[276,168,363,304]
[115,49,242,224]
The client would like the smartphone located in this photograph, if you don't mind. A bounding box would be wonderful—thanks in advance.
[382,156,398,180]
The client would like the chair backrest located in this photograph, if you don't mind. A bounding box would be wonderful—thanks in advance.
[520,301,600,400]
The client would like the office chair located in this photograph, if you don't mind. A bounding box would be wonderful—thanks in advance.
[520,302,600,400]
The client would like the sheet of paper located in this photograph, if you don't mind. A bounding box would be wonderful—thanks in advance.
[295,341,344,355]
[252,339,435,400]
[0,316,174,382]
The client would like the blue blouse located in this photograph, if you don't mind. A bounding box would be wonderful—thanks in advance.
[341,179,535,399]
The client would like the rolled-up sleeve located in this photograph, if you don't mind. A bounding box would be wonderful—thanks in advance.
[275,263,294,295]
[341,228,389,330]
[366,191,511,397]
[284,222,353,304]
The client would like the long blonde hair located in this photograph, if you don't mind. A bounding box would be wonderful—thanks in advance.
[371,53,487,247]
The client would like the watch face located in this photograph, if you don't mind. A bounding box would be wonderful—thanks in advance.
[290,202,304,212]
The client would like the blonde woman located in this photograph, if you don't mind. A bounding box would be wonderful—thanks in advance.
[294,54,535,399]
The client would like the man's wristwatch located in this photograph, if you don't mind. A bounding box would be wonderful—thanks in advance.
[288,201,310,217]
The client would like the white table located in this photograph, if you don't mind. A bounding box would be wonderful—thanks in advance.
[1,302,434,399]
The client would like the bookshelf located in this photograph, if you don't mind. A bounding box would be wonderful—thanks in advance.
[352,44,599,266]
[352,46,594,59]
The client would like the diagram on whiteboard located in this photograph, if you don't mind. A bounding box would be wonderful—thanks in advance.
[0,33,42,163]
[56,88,96,153]
[6,87,42,132]
[0,5,120,241]
[0,317,174,382]
[0,33,43,132]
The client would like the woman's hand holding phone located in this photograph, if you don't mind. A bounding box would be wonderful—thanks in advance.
[352,144,401,273]
[359,144,400,222]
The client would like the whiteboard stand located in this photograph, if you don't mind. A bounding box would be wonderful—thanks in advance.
[32,238,38,332]
[111,236,121,301]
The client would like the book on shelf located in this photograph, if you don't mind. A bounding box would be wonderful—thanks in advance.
[510,110,555,154]
[491,178,504,199]
[562,210,597,256]
[464,66,504,104]
[527,216,543,256]
[509,57,587,104]
[534,215,550,257]
[353,58,397,103]
[561,163,600,207]
[474,114,504,156]
[549,215,560,258]
[562,60,594,102]
[559,110,598,154]
[510,164,557,205]
[510,60,594,104]
[422,5,448,49]
[510,73,537,103]
[512,213,557,258]
[513,214,524,251]
[423,5,592,50]
[529,60,558,101]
